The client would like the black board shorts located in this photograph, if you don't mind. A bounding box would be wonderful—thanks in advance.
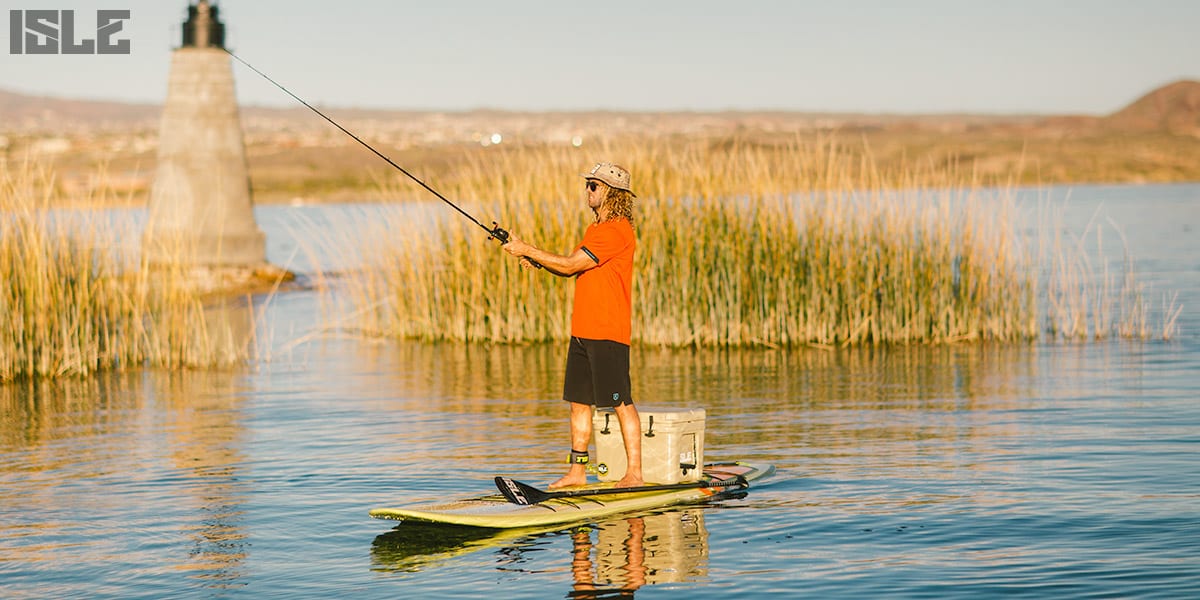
[563,337,632,408]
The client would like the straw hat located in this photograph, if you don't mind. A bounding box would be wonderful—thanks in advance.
[581,162,635,197]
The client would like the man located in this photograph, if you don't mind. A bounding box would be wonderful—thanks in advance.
[501,162,643,488]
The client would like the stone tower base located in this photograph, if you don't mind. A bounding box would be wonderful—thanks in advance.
[145,47,266,268]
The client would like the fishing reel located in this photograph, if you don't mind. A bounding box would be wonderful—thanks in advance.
[488,222,511,244]
[491,221,544,270]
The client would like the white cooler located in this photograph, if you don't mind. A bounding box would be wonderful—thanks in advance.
[592,406,706,484]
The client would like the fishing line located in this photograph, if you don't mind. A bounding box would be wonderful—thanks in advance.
[223,48,517,247]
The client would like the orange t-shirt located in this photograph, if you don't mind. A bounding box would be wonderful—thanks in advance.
[571,218,636,345]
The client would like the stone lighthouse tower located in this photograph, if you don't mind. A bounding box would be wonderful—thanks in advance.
[144,0,266,269]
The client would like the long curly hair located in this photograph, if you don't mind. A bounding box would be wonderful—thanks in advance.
[600,170,635,227]
[602,188,635,225]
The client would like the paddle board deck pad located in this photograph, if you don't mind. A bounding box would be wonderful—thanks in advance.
[369,462,774,529]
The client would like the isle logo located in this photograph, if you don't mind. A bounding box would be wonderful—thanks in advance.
[9,9,131,54]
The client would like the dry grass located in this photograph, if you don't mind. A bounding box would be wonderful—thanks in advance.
[3,129,1174,384]
[1040,203,1183,340]
[0,159,257,382]
[332,135,1061,346]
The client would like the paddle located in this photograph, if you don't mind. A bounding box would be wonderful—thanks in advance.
[494,475,750,506]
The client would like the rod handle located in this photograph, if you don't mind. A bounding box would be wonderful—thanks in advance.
[490,223,544,270]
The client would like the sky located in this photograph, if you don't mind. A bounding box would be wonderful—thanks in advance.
[1,0,1197,115]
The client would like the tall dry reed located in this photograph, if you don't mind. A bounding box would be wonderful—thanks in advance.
[0,160,255,382]
[1039,202,1182,340]
[334,136,1056,346]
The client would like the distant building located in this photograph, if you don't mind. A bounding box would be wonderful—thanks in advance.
[144,0,266,268]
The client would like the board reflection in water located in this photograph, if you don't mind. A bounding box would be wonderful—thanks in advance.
[370,509,708,596]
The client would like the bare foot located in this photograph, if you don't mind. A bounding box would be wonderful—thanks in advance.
[548,473,588,489]
[615,475,645,488]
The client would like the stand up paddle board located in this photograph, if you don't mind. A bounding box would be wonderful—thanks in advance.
[369,461,774,529]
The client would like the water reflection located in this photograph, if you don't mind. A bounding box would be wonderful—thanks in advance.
[370,509,709,598]
[338,340,1041,475]
[0,367,252,593]
[570,510,709,598]
[0,374,142,575]
[150,370,250,588]
[343,340,1038,414]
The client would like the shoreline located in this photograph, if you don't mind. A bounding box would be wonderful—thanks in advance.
[14,128,1200,207]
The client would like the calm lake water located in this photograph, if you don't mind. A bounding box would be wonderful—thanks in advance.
[2,183,1198,598]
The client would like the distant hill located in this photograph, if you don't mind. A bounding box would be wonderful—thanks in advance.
[3,81,1200,139]
[0,89,159,130]
[0,88,448,133]
[0,85,1053,140]
[1105,80,1200,135]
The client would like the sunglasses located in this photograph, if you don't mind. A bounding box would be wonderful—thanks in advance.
[586,181,599,192]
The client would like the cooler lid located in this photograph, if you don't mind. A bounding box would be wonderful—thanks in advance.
[595,406,706,423]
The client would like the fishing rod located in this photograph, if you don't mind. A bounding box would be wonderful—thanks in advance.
[224,48,536,264]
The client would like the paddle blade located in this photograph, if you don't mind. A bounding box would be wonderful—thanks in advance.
[494,477,549,505]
